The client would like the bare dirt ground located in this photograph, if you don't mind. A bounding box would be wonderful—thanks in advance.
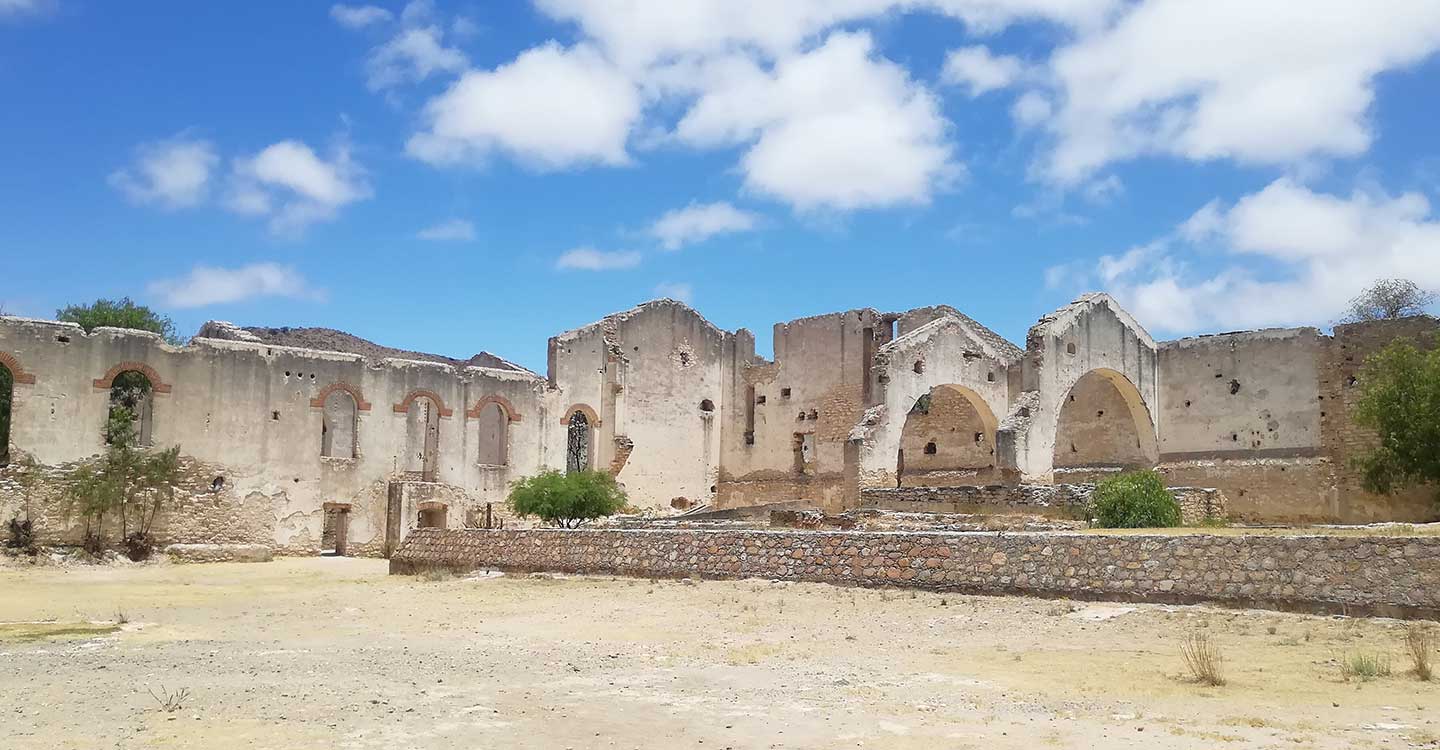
[1,558,1436,749]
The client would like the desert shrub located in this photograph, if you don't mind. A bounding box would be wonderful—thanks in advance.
[1089,470,1181,528]
[5,514,36,555]
[1341,651,1392,681]
[1180,630,1226,686]
[1408,624,1435,682]
[507,469,627,528]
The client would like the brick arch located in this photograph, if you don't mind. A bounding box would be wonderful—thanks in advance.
[466,394,522,422]
[393,389,454,417]
[310,382,372,411]
[0,352,36,385]
[560,403,601,427]
[92,361,172,393]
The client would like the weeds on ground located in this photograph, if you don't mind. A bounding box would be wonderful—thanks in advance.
[1181,630,1226,686]
[1340,651,1392,681]
[1406,624,1434,681]
[147,685,190,712]
[113,607,129,625]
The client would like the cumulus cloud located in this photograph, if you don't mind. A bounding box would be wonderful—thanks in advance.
[407,42,641,170]
[366,25,466,90]
[108,136,218,210]
[225,140,371,235]
[941,45,1028,95]
[676,31,958,211]
[649,201,760,250]
[554,246,642,271]
[148,263,323,309]
[653,281,694,303]
[329,3,392,29]
[1033,0,1440,183]
[416,218,475,241]
[1086,178,1440,332]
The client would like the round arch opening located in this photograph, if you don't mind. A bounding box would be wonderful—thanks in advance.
[1052,368,1158,471]
[896,384,1000,487]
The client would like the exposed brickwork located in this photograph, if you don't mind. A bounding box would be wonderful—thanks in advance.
[392,389,454,417]
[92,361,172,393]
[309,381,372,411]
[392,527,1440,619]
[465,394,522,421]
[0,351,37,385]
[609,435,634,476]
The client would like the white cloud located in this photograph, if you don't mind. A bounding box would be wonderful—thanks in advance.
[148,263,323,309]
[941,45,1026,95]
[555,246,642,271]
[1011,91,1053,128]
[653,281,694,303]
[1035,0,1440,183]
[1081,174,1123,205]
[676,31,958,211]
[330,4,392,29]
[417,218,475,241]
[225,140,371,235]
[0,0,52,18]
[649,201,760,250]
[1094,178,1440,332]
[407,42,641,170]
[108,136,218,210]
[366,25,466,90]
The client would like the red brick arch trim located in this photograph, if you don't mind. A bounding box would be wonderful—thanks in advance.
[466,394,522,422]
[0,352,37,385]
[560,403,601,427]
[92,362,172,393]
[393,389,454,417]
[310,382,372,411]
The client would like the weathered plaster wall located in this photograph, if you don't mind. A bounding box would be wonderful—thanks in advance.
[0,316,547,554]
[392,527,1440,619]
[1052,372,1152,468]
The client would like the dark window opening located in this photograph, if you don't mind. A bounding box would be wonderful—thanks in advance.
[987,371,995,382]
[1065,342,1076,354]
[0,364,12,465]
[107,370,154,446]
[924,441,937,455]
[781,387,792,398]
[566,410,591,473]
[913,360,924,374]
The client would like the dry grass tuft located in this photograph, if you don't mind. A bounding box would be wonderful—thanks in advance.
[1407,624,1435,682]
[1340,651,1392,681]
[1181,630,1226,686]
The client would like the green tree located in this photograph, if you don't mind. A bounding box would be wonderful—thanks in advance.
[1089,470,1181,528]
[56,297,184,345]
[1353,333,1440,500]
[64,408,184,559]
[507,469,627,528]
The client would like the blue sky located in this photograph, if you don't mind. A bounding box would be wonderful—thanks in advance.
[3,1,1439,372]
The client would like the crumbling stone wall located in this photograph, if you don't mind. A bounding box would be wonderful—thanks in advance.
[391,527,1440,619]
[861,483,1226,525]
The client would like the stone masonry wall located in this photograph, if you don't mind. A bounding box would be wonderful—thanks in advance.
[392,527,1440,619]
[860,483,1227,525]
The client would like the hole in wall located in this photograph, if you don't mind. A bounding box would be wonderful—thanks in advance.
[987,371,995,382]
[913,360,924,374]
[924,441,937,455]
[974,432,983,443]
[285,371,291,377]
[271,411,280,421]
[781,387,792,398]
[807,410,818,420]
[1096,410,1104,417]
[699,399,715,412]
[1346,375,1357,387]
[1228,379,1241,395]
[1066,342,1076,354]
[211,476,225,492]
[755,395,767,405]
[55,334,70,343]
[1184,400,1192,407]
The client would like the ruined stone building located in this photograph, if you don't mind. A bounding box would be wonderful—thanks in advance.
[1,294,1435,557]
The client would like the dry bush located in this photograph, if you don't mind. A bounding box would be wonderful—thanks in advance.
[1341,651,1392,681]
[1181,631,1226,686]
[1407,624,1435,682]
[147,685,190,712]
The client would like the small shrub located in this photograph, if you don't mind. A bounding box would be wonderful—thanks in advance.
[1180,630,1226,686]
[1090,470,1181,529]
[5,514,37,555]
[147,685,190,712]
[1341,651,1392,681]
[123,531,154,562]
[1407,624,1435,681]
[507,469,628,528]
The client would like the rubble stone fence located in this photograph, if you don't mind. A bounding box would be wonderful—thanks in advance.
[391,526,1440,619]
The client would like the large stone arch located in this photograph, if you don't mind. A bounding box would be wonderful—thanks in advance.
[896,384,1002,486]
[1052,367,1159,471]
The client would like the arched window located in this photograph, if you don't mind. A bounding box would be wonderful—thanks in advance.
[108,370,154,446]
[477,402,508,466]
[321,389,358,459]
[405,395,441,481]
[566,410,591,473]
[0,363,12,465]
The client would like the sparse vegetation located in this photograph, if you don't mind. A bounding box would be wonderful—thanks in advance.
[1339,278,1437,323]
[1352,332,1440,502]
[507,469,628,528]
[5,514,36,555]
[1090,470,1181,529]
[1407,624,1435,681]
[62,410,184,560]
[1180,630,1226,686]
[1341,650,1392,681]
[56,297,184,345]
[147,685,191,712]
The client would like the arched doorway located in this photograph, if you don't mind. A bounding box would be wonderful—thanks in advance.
[566,410,591,473]
[896,384,1000,487]
[405,395,441,481]
[1052,368,1158,470]
[321,389,358,459]
[0,362,12,465]
[107,370,154,446]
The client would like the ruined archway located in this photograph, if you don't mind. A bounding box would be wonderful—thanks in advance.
[404,395,441,481]
[107,369,154,446]
[897,384,1000,486]
[321,389,359,459]
[566,409,591,473]
[0,362,12,465]
[1052,368,1158,470]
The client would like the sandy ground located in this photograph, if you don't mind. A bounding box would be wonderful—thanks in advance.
[0,558,1437,750]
